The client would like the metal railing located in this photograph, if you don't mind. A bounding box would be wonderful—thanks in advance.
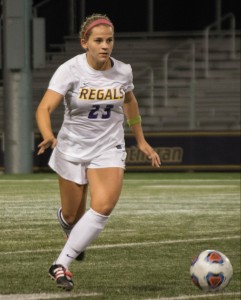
[33,0,82,35]
[32,0,55,16]
[204,12,236,78]
[163,39,196,129]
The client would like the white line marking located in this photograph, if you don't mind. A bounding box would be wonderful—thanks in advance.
[0,292,100,300]
[144,291,241,300]
[141,185,239,188]
[90,235,240,249]
[0,292,240,300]
[0,179,58,183]
[0,179,239,183]
[126,179,240,183]
[0,291,239,300]
[0,236,239,256]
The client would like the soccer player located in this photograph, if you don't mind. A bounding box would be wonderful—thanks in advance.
[36,13,161,291]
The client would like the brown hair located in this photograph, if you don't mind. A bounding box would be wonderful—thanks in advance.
[79,13,114,40]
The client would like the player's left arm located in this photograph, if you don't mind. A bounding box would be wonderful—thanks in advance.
[123,91,161,168]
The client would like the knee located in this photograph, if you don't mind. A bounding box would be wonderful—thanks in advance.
[62,211,79,226]
[91,204,113,216]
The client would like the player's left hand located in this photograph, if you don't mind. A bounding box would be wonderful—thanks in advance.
[138,141,161,167]
[37,137,57,155]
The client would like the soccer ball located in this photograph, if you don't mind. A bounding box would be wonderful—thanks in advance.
[190,249,233,292]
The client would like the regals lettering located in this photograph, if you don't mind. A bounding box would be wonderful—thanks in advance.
[78,87,125,100]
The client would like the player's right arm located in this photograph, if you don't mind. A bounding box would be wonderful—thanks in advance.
[35,89,63,155]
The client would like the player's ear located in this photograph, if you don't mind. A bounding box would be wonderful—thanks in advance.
[81,39,88,50]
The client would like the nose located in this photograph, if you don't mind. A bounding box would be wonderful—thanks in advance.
[101,41,110,49]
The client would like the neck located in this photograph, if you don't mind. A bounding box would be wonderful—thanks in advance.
[86,54,111,71]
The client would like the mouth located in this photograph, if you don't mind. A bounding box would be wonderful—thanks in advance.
[100,52,109,56]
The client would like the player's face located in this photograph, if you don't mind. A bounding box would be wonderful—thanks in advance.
[81,25,114,70]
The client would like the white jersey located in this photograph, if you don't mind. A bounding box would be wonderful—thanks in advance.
[48,53,134,162]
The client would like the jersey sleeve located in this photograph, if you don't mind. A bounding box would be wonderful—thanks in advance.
[124,64,134,93]
[48,64,73,96]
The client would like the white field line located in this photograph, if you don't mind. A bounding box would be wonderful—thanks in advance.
[144,291,241,300]
[0,292,240,300]
[141,185,239,188]
[0,179,240,183]
[0,235,239,256]
[0,292,101,300]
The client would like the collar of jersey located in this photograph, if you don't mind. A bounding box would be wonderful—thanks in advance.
[82,53,114,75]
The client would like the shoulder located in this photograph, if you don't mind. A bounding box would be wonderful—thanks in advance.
[57,54,84,71]
[52,54,85,82]
[48,54,85,92]
[111,57,132,74]
[110,57,134,91]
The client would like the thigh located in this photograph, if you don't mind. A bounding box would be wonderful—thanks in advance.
[87,168,124,215]
[58,175,88,225]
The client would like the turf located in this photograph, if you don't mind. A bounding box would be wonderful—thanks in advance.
[0,172,240,300]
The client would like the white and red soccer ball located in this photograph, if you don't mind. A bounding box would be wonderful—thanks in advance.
[190,249,233,292]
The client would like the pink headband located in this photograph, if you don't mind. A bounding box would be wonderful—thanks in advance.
[84,19,113,38]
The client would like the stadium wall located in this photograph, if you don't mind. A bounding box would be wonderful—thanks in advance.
[0,131,240,172]
[124,131,241,172]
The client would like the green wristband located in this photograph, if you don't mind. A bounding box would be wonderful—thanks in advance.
[127,115,142,127]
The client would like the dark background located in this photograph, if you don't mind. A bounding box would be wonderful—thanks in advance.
[32,0,241,46]
[28,132,240,172]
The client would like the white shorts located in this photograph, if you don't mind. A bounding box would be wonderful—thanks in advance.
[49,147,127,185]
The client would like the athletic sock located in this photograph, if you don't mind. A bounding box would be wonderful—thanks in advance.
[57,207,73,237]
[55,208,109,268]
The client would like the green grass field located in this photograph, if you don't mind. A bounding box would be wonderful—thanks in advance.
[0,172,240,300]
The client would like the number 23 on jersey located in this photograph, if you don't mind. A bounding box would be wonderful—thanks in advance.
[88,104,114,119]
